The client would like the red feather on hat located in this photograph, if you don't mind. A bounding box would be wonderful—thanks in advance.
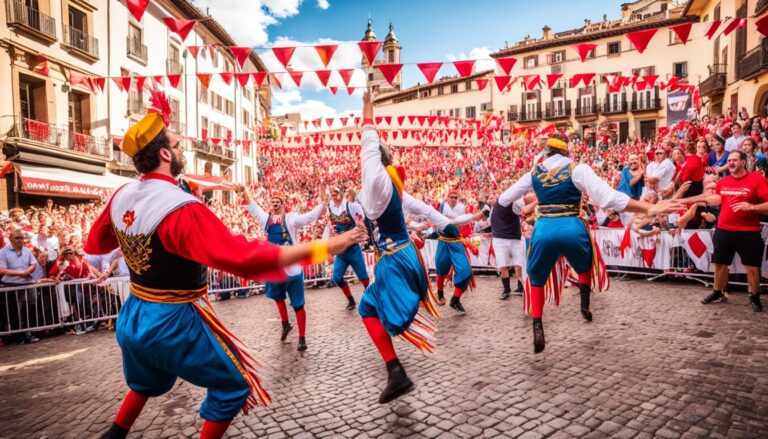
[147,88,172,127]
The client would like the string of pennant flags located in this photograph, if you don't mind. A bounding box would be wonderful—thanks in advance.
[47,2,768,97]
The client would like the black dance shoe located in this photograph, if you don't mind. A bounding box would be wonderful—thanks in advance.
[280,321,293,342]
[449,296,466,315]
[378,358,414,404]
[99,423,128,439]
[579,283,593,322]
[500,290,511,300]
[749,293,763,312]
[346,296,356,310]
[701,291,727,305]
[532,318,545,353]
[297,336,307,351]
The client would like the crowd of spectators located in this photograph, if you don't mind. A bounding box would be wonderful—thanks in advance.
[1,111,766,344]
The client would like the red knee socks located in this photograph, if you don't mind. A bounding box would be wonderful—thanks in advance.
[436,275,446,291]
[295,308,306,337]
[200,419,232,439]
[275,300,289,322]
[361,279,370,288]
[530,285,545,319]
[340,284,352,298]
[114,390,148,430]
[362,317,397,363]
[578,271,592,287]
[453,287,463,298]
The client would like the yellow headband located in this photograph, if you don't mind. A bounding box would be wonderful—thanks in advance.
[121,113,165,158]
[545,137,568,152]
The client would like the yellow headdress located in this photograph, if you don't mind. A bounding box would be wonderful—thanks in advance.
[545,137,568,152]
[120,89,172,158]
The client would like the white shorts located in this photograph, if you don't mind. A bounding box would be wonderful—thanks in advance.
[492,237,524,269]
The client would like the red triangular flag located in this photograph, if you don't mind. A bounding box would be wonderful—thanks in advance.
[162,17,196,42]
[721,18,746,36]
[126,0,149,21]
[234,72,250,87]
[340,117,348,126]
[670,23,693,44]
[626,28,657,54]
[68,71,87,87]
[121,76,133,92]
[521,75,541,91]
[272,73,283,89]
[757,14,768,37]
[476,79,489,91]
[642,75,659,87]
[93,77,106,92]
[303,121,309,129]
[151,76,164,87]
[272,47,296,69]
[325,118,334,127]
[417,62,442,84]
[641,247,656,268]
[620,227,631,258]
[407,116,416,125]
[396,116,405,126]
[452,60,475,78]
[494,75,511,91]
[33,55,49,76]
[417,116,427,126]
[687,232,707,258]
[289,71,303,87]
[569,73,595,88]
[384,116,392,126]
[376,64,402,86]
[314,45,338,68]
[546,73,563,89]
[704,20,721,40]
[135,76,146,91]
[572,43,597,62]
[357,41,383,66]
[187,46,201,59]
[229,46,253,69]
[197,73,212,89]
[337,69,354,86]
[347,87,355,96]
[252,71,267,87]
[315,70,331,87]
[347,133,354,142]
[329,86,338,95]
[112,77,125,92]
[219,72,234,85]
[167,74,182,89]
[496,56,517,75]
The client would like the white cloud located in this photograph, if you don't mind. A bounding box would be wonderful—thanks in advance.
[194,0,306,46]
[446,47,496,74]
[317,0,330,10]
[271,89,359,128]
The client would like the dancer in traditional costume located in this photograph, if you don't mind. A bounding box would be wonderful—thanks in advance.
[88,91,365,439]
[498,136,679,353]
[434,190,485,314]
[357,92,447,403]
[241,188,327,352]
[325,186,371,309]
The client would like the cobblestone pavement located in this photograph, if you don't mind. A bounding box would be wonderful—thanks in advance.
[1,277,768,439]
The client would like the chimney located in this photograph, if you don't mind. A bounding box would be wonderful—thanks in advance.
[542,25,552,41]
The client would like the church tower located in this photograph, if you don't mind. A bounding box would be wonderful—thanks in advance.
[382,22,402,90]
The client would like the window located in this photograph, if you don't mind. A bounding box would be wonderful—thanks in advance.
[465,106,476,119]
[713,4,720,21]
[547,50,565,64]
[524,55,538,68]
[212,49,219,68]
[387,50,394,63]
[632,66,655,76]
[465,80,472,91]
[128,23,141,42]
[243,110,251,127]
[201,117,209,134]
[552,88,565,98]
[68,91,88,134]
[368,73,374,81]
[199,88,208,104]
[435,110,442,116]
[607,42,621,56]
[68,7,86,32]
[18,75,46,122]
[420,89,431,98]
[673,62,687,79]
[669,30,682,45]
[454,107,461,117]
[451,84,459,93]
[437,86,444,95]
[480,102,492,111]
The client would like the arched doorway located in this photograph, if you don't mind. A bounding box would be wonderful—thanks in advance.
[755,84,768,116]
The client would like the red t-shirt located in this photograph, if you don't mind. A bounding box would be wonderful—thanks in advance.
[715,172,768,231]
[680,154,705,182]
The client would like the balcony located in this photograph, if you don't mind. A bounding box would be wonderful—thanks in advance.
[736,39,768,81]
[127,91,145,115]
[112,149,134,168]
[126,36,147,64]
[519,109,542,122]
[543,102,571,120]
[191,140,235,162]
[601,100,628,115]
[699,64,727,97]
[631,97,662,112]
[5,0,56,42]
[62,25,99,60]
[574,104,598,117]
[507,112,519,122]
[7,117,109,159]
[166,58,183,75]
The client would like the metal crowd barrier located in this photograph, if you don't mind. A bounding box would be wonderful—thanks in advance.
[0,256,373,338]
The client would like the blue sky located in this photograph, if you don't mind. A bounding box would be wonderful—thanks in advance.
[199,0,635,120]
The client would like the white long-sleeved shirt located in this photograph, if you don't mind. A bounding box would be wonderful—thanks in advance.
[360,125,394,220]
[323,200,366,239]
[646,158,676,191]
[247,201,325,276]
[439,201,465,219]
[498,154,630,212]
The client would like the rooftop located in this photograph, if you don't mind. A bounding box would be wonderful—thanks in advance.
[374,69,494,103]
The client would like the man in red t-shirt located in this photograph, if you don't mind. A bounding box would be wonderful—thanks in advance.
[681,150,768,311]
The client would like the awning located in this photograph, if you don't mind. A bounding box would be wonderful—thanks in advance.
[181,174,234,192]
[12,163,135,199]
